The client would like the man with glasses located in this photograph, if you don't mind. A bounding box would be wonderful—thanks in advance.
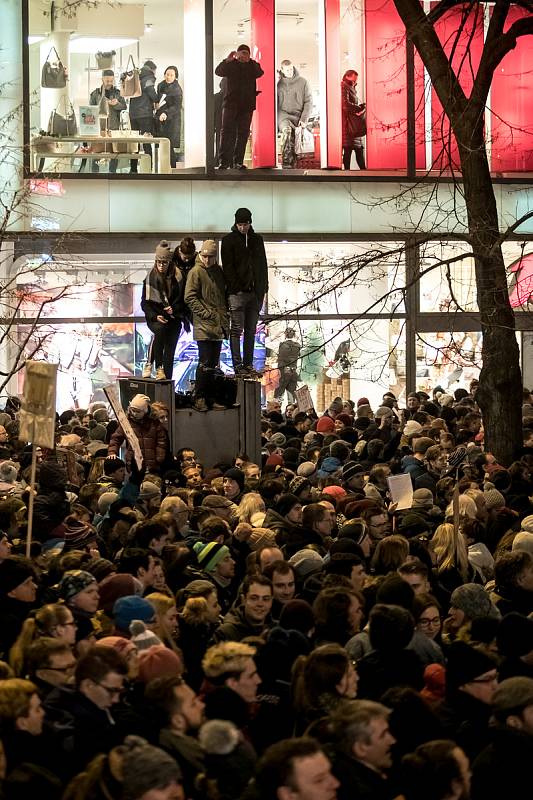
[27,639,77,697]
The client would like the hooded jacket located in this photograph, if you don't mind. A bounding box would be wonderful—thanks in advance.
[184,256,229,341]
[221,225,268,303]
[277,68,313,128]
[214,58,264,112]
[129,65,158,118]
[141,263,187,326]
[108,413,168,472]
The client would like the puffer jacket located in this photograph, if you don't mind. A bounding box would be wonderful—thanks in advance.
[277,68,313,128]
[184,257,229,341]
[108,414,168,472]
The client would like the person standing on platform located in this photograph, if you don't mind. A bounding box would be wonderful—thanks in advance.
[214,44,263,170]
[184,240,229,411]
[221,207,268,377]
[141,240,187,380]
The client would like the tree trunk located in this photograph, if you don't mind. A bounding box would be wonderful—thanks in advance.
[457,118,523,465]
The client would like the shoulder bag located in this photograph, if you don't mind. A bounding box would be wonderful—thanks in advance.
[96,50,115,69]
[41,46,68,89]
[47,98,78,137]
[120,55,142,99]
[352,110,367,138]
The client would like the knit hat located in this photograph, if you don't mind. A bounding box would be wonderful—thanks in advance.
[446,641,497,691]
[322,485,347,500]
[113,595,155,632]
[484,485,505,511]
[336,413,353,427]
[289,476,311,497]
[97,492,119,516]
[288,548,324,577]
[317,456,341,477]
[97,636,137,659]
[93,408,109,423]
[492,677,533,719]
[86,557,115,583]
[297,461,317,478]
[193,541,231,573]
[342,462,365,482]
[266,453,283,468]
[39,461,67,490]
[412,488,434,509]
[63,518,98,552]
[248,527,277,550]
[403,420,422,436]
[202,495,235,509]
[450,583,499,621]
[413,437,435,454]
[0,461,17,483]
[129,394,150,412]
[139,481,161,500]
[200,239,217,256]
[356,404,373,419]
[137,644,183,683]
[512,532,533,556]
[236,44,251,53]
[58,570,97,602]
[235,207,252,223]
[276,493,301,517]
[357,397,370,407]
[0,557,34,597]
[144,60,157,70]
[130,620,162,652]
[375,406,393,419]
[155,240,172,263]
[520,515,533,533]
[119,736,182,800]
[270,432,286,447]
[278,598,315,635]
[497,612,533,657]
[89,424,107,442]
[397,512,430,538]
[316,416,335,434]
[98,573,142,614]
[224,467,245,492]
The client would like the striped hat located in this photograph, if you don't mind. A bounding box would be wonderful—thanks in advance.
[193,541,231,573]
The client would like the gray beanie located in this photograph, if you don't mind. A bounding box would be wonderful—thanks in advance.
[450,583,499,621]
[119,736,182,800]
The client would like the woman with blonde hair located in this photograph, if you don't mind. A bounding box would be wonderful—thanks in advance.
[9,603,77,676]
[144,592,179,652]
[236,491,266,526]
[431,522,473,597]
[177,580,221,690]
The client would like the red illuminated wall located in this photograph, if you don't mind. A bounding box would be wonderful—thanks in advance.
[431,4,483,171]
[491,6,533,172]
[251,0,276,168]
[323,0,342,168]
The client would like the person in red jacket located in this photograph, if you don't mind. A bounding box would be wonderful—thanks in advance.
[108,394,168,473]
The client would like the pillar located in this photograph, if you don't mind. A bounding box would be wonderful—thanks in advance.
[250,0,276,168]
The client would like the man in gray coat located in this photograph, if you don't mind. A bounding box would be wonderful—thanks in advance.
[277,60,313,168]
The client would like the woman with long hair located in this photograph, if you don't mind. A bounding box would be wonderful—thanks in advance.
[431,523,472,598]
[371,534,410,576]
[236,492,266,526]
[9,603,77,676]
[341,69,366,170]
[144,592,180,653]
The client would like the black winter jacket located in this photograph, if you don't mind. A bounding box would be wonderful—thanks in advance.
[129,66,158,118]
[156,78,183,148]
[214,58,264,111]
[221,225,268,303]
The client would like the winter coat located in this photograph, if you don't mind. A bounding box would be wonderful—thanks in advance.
[221,225,268,304]
[331,751,395,800]
[471,726,533,800]
[212,605,271,643]
[129,66,158,119]
[0,596,33,659]
[214,58,264,112]
[184,258,229,341]
[156,78,183,149]
[341,78,365,148]
[277,68,313,129]
[141,263,187,325]
[108,413,168,472]
[89,85,126,130]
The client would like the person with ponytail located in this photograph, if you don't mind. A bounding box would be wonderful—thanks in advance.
[9,603,77,677]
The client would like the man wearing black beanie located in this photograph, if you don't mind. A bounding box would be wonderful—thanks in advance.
[221,207,268,377]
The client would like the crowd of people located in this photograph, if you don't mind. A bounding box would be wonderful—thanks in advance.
[1,383,533,800]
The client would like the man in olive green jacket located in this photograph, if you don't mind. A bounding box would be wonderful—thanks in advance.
[184,240,229,410]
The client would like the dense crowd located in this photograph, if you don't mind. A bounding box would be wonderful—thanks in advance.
[1,383,533,800]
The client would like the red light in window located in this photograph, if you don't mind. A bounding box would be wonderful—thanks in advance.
[29,179,65,196]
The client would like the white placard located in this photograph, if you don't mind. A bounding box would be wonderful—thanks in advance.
[104,384,144,471]
[18,361,58,449]
[387,473,414,511]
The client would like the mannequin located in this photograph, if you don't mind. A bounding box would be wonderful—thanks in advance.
[277,59,312,168]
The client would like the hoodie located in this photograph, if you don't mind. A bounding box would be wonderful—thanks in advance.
[221,225,268,304]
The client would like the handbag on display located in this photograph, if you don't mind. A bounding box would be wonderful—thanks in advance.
[294,124,314,156]
[41,46,68,89]
[47,99,77,137]
[98,86,110,119]
[96,50,116,69]
[352,111,367,138]
[120,55,142,99]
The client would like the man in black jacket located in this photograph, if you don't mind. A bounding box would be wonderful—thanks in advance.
[215,44,263,169]
[128,59,158,173]
[221,207,268,376]
[89,69,126,173]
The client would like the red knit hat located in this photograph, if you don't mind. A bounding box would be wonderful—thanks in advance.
[138,645,183,684]
[357,397,370,407]
[316,416,335,434]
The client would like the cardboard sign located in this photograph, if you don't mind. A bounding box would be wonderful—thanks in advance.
[104,383,143,470]
[387,473,414,511]
[54,447,81,487]
[295,385,315,414]
[18,361,58,449]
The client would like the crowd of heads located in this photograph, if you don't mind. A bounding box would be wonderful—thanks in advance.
[0,381,533,798]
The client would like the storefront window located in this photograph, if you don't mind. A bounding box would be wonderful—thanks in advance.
[28,0,203,175]
[419,241,477,313]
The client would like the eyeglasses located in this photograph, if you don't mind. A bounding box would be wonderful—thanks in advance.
[418,617,441,627]
[96,682,125,697]
[45,662,76,673]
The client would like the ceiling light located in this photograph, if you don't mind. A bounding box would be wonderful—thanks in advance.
[69,36,138,54]
[145,24,153,33]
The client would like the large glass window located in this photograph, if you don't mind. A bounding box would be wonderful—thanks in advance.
[29,0,202,175]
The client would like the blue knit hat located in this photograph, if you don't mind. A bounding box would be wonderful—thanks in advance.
[113,595,155,632]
